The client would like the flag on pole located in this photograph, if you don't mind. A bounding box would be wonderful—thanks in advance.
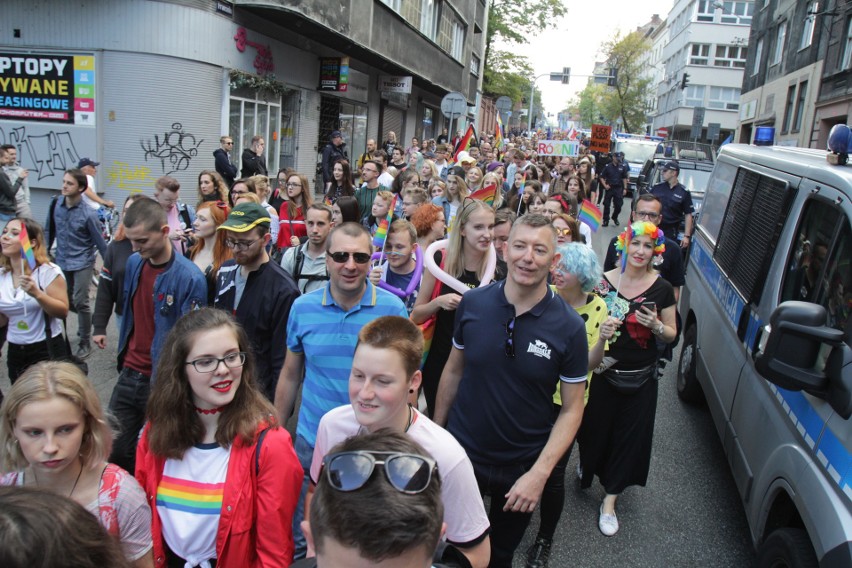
[19,223,36,271]
[516,172,527,215]
[372,194,398,249]
[619,223,633,273]
[578,199,603,232]
[470,183,498,206]
[452,124,477,163]
[495,114,505,152]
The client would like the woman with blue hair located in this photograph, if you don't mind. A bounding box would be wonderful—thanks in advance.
[525,242,618,567]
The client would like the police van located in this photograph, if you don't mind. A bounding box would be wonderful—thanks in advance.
[677,139,852,567]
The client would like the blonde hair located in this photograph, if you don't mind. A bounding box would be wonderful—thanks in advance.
[0,362,113,471]
[445,200,494,280]
[249,175,270,201]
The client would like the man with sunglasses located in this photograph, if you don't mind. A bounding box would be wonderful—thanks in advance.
[433,214,588,568]
[294,431,446,568]
[214,202,299,402]
[275,222,407,560]
[213,135,238,187]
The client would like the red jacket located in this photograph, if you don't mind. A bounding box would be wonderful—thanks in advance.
[277,205,306,249]
[136,423,302,567]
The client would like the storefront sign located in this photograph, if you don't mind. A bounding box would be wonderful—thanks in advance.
[0,53,95,125]
[589,124,612,153]
[215,0,234,17]
[378,75,412,94]
[319,57,350,92]
[535,139,580,157]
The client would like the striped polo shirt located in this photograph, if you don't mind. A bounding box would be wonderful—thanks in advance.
[287,281,407,446]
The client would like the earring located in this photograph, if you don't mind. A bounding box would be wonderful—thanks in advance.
[409,389,415,394]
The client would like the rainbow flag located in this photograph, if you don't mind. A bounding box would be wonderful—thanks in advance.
[19,223,36,271]
[516,172,527,214]
[495,114,505,151]
[452,124,477,163]
[470,183,498,206]
[372,194,398,249]
[578,200,603,233]
[619,223,633,273]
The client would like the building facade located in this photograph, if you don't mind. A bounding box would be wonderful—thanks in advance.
[812,0,852,149]
[0,0,487,221]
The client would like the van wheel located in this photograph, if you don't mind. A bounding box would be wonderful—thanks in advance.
[756,528,818,568]
[677,324,703,403]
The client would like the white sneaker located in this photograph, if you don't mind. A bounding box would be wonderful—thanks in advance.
[599,504,619,536]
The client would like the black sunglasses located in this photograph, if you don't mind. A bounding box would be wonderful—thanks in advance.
[321,451,437,494]
[505,316,516,358]
[328,251,372,264]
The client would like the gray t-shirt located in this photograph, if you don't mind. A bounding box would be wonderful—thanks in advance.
[234,266,248,307]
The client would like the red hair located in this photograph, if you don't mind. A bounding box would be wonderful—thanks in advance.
[189,201,232,274]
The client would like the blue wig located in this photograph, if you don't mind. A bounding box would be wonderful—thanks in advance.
[555,242,602,293]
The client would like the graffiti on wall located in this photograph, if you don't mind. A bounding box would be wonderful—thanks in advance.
[106,161,157,192]
[140,122,204,175]
[0,125,83,180]
[234,27,274,75]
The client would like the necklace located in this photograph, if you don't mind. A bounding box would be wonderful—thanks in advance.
[196,405,227,415]
[32,459,84,498]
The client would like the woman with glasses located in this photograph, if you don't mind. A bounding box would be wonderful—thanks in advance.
[187,201,232,305]
[277,172,313,250]
[579,222,677,537]
[136,308,302,568]
[551,213,581,246]
[411,200,494,416]
[544,192,592,247]
[195,170,228,208]
[324,159,355,206]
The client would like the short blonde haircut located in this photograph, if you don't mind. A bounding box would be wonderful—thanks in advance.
[0,362,113,471]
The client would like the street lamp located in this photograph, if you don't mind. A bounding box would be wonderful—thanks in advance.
[528,68,570,132]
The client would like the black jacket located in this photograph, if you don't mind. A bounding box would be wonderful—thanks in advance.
[241,148,268,178]
[213,148,238,187]
[214,260,298,401]
[321,141,348,184]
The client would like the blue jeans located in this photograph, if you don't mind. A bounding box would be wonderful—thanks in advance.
[0,212,14,231]
[292,434,313,560]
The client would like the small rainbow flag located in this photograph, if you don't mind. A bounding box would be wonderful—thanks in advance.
[495,114,505,151]
[516,172,527,215]
[578,200,603,233]
[372,194,398,249]
[19,223,36,271]
[452,124,477,163]
[470,183,498,206]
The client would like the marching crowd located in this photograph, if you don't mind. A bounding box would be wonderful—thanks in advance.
[0,127,695,568]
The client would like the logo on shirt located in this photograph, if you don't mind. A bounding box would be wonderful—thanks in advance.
[527,339,552,360]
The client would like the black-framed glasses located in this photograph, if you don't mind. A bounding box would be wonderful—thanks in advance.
[505,316,516,358]
[286,182,302,188]
[186,352,247,373]
[328,251,372,264]
[635,211,661,221]
[225,237,261,251]
[321,451,437,494]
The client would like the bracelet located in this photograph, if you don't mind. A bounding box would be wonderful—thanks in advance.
[652,322,664,336]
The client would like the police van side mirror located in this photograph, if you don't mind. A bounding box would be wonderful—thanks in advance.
[755,301,852,418]
[637,174,647,190]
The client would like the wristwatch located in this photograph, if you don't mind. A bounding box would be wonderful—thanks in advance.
[653,322,664,336]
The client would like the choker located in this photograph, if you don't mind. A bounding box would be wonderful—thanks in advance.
[195,405,227,415]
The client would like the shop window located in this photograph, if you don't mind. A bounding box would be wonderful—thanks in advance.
[229,88,281,176]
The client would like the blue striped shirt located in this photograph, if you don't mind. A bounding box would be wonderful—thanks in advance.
[287,281,407,446]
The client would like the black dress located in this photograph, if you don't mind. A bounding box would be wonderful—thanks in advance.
[578,275,675,494]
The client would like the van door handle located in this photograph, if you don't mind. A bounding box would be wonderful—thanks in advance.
[736,306,750,343]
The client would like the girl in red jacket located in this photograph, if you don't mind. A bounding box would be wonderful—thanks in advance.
[277,172,314,249]
[135,308,302,568]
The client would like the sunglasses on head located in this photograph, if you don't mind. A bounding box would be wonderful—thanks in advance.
[321,451,437,494]
[328,251,372,264]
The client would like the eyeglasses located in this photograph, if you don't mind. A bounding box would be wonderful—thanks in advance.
[328,251,372,264]
[635,211,661,221]
[555,228,572,237]
[225,237,261,250]
[505,316,516,358]
[186,352,247,373]
[362,168,378,174]
[286,182,302,188]
[321,451,437,494]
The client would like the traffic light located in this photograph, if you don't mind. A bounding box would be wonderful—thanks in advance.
[680,72,690,90]
[607,68,618,87]
[562,67,571,84]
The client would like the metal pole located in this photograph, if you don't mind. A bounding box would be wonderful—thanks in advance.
[528,80,535,133]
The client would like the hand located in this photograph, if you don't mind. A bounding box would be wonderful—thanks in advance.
[637,306,658,328]
[18,274,40,298]
[169,229,185,241]
[290,236,300,247]
[599,316,622,341]
[368,266,382,285]
[93,335,107,349]
[435,293,462,311]
[503,469,548,513]
[19,169,28,179]
[623,189,628,197]
[104,199,115,208]
[681,235,690,249]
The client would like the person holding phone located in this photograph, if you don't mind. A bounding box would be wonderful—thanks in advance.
[578,221,677,537]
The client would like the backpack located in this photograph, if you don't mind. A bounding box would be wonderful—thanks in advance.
[291,242,329,294]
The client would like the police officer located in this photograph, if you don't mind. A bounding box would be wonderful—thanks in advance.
[599,151,629,226]
[647,160,694,248]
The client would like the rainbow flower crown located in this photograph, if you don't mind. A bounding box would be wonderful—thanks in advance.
[615,222,666,256]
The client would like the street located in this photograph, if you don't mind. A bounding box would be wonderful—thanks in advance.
[0,222,756,567]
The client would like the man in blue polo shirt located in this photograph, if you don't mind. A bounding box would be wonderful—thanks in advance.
[433,214,588,568]
[274,221,407,560]
[647,160,694,247]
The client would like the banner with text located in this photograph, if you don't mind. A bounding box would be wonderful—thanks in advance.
[0,53,96,125]
[535,139,580,157]
[589,124,612,153]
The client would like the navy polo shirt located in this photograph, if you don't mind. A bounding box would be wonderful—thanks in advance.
[600,162,630,189]
[447,282,588,465]
[649,181,694,235]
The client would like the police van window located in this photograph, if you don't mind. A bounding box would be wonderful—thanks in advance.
[697,160,737,242]
[780,199,851,332]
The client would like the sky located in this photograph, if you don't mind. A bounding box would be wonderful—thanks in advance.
[512,0,676,118]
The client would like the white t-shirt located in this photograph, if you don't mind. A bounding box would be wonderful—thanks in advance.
[311,405,490,546]
[81,174,101,210]
[158,443,230,566]
[0,263,63,344]
[579,221,593,248]
[378,171,395,188]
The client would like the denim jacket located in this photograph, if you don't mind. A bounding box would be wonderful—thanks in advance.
[117,249,207,381]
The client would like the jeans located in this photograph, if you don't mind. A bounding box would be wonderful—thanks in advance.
[0,211,13,231]
[292,434,313,560]
[602,187,624,223]
[65,266,94,344]
[108,367,151,474]
[7,339,51,384]
[471,459,536,568]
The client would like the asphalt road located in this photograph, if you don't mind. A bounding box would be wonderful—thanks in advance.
[0,219,756,567]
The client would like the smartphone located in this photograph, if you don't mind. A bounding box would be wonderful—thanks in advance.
[641,301,656,312]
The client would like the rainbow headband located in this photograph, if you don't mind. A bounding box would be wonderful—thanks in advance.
[615,222,666,256]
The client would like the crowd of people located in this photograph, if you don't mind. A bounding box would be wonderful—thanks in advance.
[0,126,695,567]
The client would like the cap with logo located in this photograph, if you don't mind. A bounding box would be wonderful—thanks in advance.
[218,203,271,232]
